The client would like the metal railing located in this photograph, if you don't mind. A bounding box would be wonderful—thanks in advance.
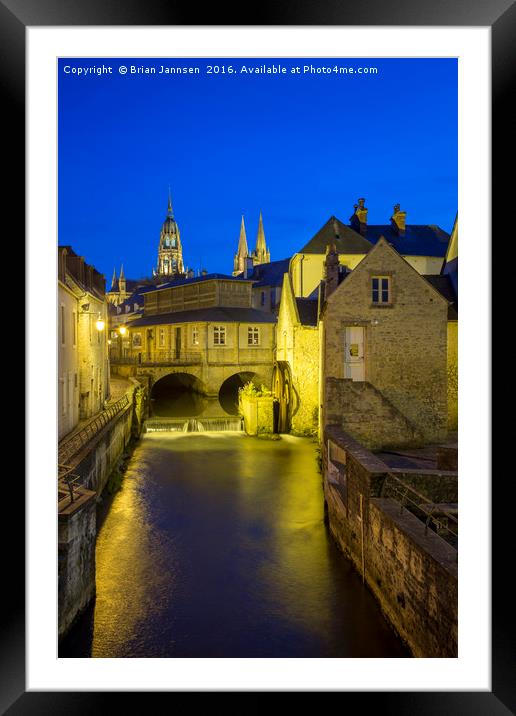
[382,472,458,548]
[58,463,85,505]
[110,351,203,366]
[58,394,130,465]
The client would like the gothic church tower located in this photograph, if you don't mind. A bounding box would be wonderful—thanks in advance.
[232,211,270,275]
[154,191,184,278]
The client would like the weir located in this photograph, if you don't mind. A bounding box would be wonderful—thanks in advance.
[144,416,244,433]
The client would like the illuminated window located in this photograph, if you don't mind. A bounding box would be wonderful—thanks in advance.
[248,326,260,345]
[213,326,226,345]
[192,327,199,345]
[372,276,391,304]
[132,332,142,348]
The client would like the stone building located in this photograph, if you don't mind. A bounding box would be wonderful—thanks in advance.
[233,212,271,276]
[120,273,276,411]
[58,246,110,439]
[275,272,319,434]
[321,238,450,449]
[290,200,450,298]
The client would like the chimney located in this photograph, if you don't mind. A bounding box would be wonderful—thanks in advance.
[324,242,340,299]
[349,197,368,236]
[187,268,195,279]
[243,256,254,279]
[391,203,407,236]
[201,268,207,276]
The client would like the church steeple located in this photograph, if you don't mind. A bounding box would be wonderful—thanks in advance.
[252,211,270,265]
[167,186,174,218]
[119,264,126,293]
[110,267,118,291]
[154,191,184,278]
[233,215,250,275]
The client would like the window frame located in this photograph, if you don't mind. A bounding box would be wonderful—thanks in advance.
[371,275,392,305]
[247,326,260,346]
[213,325,226,346]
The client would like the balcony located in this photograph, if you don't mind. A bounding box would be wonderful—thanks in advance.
[110,351,203,366]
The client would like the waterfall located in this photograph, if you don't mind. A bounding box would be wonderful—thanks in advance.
[145,417,243,433]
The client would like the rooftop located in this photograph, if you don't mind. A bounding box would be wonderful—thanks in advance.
[130,306,278,327]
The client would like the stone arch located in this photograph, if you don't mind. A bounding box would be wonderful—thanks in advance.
[273,361,293,433]
[218,371,260,416]
[150,371,208,418]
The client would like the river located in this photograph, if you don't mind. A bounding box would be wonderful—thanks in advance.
[60,432,408,658]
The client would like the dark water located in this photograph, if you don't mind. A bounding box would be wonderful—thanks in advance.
[60,433,409,658]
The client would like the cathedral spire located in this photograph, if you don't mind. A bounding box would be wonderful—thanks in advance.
[237,215,249,256]
[252,211,270,265]
[233,215,250,276]
[119,264,126,293]
[110,267,118,291]
[167,187,174,218]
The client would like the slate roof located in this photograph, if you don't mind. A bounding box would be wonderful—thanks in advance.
[130,306,278,327]
[295,298,319,326]
[242,258,291,288]
[299,216,450,258]
[145,273,253,293]
[300,217,373,254]
[422,274,458,320]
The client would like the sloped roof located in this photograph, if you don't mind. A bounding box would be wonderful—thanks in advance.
[245,258,291,288]
[130,306,277,327]
[295,298,318,326]
[300,216,373,254]
[423,274,458,320]
[299,216,450,258]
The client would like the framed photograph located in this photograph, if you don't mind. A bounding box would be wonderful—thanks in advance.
[9,0,508,708]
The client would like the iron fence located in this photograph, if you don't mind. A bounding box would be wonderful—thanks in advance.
[382,472,458,548]
[58,463,85,506]
[58,394,130,465]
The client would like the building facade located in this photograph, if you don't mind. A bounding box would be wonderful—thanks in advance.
[121,274,276,404]
[58,247,110,439]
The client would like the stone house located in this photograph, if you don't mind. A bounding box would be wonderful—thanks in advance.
[321,238,450,449]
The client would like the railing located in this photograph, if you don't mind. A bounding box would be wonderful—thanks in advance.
[58,394,130,465]
[110,351,203,366]
[382,472,458,549]
[58,463,85,505]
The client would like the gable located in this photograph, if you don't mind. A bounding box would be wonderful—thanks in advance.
[327,237,449,308]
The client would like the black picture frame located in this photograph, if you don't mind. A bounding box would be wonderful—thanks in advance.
[9,0,509,710]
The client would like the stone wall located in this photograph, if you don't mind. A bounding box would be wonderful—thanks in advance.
[323,425,458,657]
[325,376,423,450]
[58,379,148,638]
[241,395,275,435]
[58,488,96,638]
[447,320,458,431]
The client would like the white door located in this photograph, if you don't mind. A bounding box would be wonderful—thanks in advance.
[344,327,365,381]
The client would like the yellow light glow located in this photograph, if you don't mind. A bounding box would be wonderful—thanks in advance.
[107,339,112,345]
[96,317,106,331]
[119,326,127,336]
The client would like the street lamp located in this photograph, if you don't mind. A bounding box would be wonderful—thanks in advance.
[118,325,128,360]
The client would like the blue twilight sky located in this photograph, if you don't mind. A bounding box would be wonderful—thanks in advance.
[58,58,457,281]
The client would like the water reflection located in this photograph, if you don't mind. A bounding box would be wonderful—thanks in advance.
[60,434,408,658]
